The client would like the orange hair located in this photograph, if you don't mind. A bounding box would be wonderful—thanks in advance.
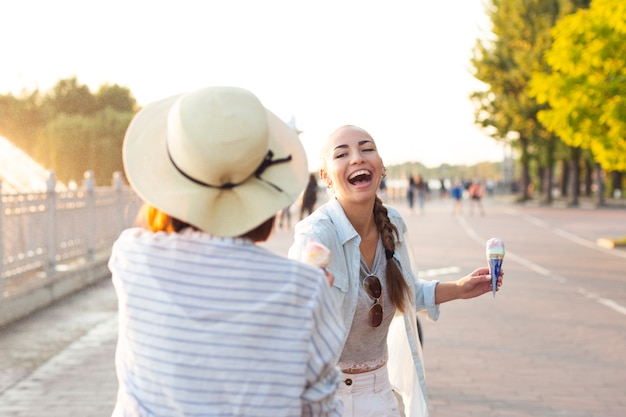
[135,203,275,242]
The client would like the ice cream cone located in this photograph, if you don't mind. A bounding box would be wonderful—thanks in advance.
[486,238,505,297]
[302,238,331,269]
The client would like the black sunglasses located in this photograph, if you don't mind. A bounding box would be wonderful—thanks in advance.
[363,274,383,327]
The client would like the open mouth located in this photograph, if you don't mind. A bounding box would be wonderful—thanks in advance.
[348,169,372,185]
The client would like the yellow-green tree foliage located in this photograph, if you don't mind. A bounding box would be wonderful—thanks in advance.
[0,77,138,185]
[530,0,626,171]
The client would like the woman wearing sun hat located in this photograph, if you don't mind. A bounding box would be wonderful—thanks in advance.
[109,86,344,417]
[288,125,504,417]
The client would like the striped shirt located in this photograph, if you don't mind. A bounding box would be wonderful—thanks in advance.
[109,228,344,417]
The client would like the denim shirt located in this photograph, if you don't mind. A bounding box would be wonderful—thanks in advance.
[289,197,440,417]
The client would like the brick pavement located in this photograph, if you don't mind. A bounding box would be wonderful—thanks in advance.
[0,195,624,416]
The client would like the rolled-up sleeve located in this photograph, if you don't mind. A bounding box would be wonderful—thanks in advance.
[415,279,440,321]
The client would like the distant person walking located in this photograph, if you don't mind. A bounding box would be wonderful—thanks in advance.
[450,179,463,214]
[439,178,448,198]
[469,179,485,216]
[277,204,292,230]
[415,174,426,214]
[407,175,416,213]
[300,173,319,219]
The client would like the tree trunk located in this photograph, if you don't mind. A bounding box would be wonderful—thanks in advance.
[542,138,555,205]
[611,171,623,198]
[585,159,595,197]
[537,165,545,195]
[568,147,580,207]
[519,135,532,201]
[560,159,569,198]
[542,164,554,205]
[596,164,605,206]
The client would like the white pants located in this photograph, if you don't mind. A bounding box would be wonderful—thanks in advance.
[338,366,405,417]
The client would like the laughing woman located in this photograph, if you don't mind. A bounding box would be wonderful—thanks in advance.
[288,125,503,417]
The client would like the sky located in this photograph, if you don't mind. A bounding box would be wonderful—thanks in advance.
[0,0,502,172]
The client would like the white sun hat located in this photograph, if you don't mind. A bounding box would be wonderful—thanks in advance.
[123,86,308,237]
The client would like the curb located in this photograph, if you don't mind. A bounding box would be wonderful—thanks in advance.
[596,237,626,250]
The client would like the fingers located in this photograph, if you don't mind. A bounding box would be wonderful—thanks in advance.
[472,267,490,276]
[485,271,504,280]
[323,269,334,286]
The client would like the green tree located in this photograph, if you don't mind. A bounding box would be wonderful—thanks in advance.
[90,107,135,185]
[44,107,133,185]
[530,0,626,175]
[0,77,138,186]
[471,0,590,203]
[45,113,94,183]
[471,0,555,202]
[45,77,98,117]
[95,84,137,113]
[0,91,46,156]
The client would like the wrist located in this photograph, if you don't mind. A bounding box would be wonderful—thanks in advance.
[434,281,461,304]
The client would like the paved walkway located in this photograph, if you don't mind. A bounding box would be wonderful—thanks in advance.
[0,278,118,416]
[0,195,624,416]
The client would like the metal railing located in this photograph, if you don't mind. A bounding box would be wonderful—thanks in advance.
[0,170,143,291]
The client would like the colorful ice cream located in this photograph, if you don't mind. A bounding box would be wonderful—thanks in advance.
[486,238,505,297]
[302,238,331,269]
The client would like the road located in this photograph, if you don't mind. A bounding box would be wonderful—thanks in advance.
[0,196,624,416]
[407,197,626,417]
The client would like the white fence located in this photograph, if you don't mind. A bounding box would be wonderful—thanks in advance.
[0,171,143,291]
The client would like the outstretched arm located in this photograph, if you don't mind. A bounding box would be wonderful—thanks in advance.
[434,267,503,304]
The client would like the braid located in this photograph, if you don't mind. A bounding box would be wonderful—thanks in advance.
[373,196,410,313]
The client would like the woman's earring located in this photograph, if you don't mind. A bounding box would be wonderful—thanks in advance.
[382,167,387,178]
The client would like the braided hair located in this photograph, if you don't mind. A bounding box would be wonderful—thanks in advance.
[373,196,411,313]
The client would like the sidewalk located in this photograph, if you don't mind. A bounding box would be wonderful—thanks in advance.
[0,277,118,416]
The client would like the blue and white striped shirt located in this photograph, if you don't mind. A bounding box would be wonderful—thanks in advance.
[109,228,344,417]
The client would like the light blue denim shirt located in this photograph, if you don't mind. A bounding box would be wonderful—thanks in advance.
[289,197,440,417]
